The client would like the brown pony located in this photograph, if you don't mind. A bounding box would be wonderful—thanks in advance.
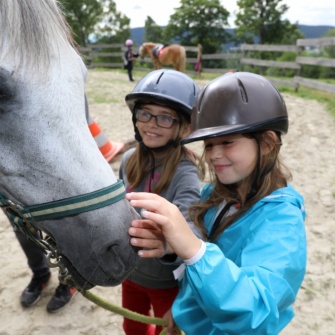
[139,42,186,72]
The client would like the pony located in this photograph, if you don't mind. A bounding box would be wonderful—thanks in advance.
[139,42,186,72]
[0,0,139,290]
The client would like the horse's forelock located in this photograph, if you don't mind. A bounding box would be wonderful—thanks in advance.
[0,0,74,70]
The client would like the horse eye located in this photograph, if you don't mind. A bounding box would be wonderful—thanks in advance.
[0,68,16,112]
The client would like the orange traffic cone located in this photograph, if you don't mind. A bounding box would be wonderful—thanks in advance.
[88,115,124,163]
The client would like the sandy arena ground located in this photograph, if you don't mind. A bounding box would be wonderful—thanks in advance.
[0,70,334,335]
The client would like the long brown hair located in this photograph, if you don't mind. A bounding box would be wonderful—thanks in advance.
[190,131,291,241]
[126,115,205,194]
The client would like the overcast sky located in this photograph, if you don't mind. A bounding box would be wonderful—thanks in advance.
[114,0,335,29]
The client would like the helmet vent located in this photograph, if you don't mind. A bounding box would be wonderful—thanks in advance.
[156,71,165,84]
[198,84,209,113]
[237,79,248,103]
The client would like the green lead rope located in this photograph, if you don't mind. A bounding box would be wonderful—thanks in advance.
[81,290,182,335]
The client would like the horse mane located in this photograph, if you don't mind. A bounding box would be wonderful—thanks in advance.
[0,0,75,70]
[144,42,156,47]
[141,42,157,51]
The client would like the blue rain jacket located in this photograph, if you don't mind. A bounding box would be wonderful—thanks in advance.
[172,184,307,335]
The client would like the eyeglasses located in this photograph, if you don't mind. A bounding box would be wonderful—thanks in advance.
[135,109,179,128]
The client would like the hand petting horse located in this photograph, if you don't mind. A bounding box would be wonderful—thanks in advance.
[139,42,186,72]
[0,0,139,290]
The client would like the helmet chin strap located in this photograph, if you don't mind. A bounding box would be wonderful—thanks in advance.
[139,139,179,153]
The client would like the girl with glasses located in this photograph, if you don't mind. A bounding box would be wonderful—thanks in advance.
[119,69,205,335]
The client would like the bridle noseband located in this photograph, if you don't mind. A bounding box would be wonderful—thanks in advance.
[0,180,126,288]
[1,179,125,222]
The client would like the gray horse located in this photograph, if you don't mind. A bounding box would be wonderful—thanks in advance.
[0,0,139,289]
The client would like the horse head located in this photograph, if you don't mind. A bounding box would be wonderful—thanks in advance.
[0,0,139,290]
[139,42,158,59]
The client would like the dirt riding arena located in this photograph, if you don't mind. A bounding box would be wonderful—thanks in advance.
[0,70,334,335]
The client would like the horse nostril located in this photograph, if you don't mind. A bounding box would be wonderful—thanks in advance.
[106,244,117,252]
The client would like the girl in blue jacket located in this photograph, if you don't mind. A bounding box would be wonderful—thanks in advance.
[126,72,307,335]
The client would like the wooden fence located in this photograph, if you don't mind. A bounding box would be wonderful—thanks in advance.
[81,43,125,68]
[80,36,335,93]
[239,37,335,92]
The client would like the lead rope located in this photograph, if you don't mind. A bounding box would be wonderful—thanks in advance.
[81,290,182,335]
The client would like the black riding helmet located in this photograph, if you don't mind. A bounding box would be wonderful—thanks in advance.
[181,72,288,144]
[125,69,199,145]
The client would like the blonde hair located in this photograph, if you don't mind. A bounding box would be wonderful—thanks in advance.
[190,131,291,241]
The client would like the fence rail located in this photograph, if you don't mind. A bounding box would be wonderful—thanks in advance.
[80,36,335,93]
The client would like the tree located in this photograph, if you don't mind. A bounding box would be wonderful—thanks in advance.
[144,16,164,43]
[235,0,301,44]
[59,0,102,46]
[94,0,131,45]
[163,0,230,53]
[58,0,130,46]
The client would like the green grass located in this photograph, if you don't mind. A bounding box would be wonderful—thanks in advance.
[277,84,335,118]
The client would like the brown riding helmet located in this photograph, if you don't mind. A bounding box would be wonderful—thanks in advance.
[181,72,288,144]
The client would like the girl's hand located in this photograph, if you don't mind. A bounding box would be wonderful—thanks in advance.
[129,219,173,258]
[126,192,202,260]
[162,308,178,335]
